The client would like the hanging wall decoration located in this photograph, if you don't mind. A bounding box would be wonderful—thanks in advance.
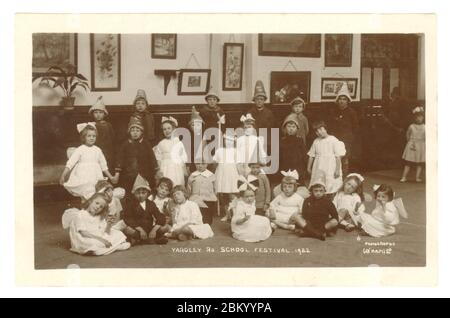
[325,34,353,67]
[178,69,211,95]
[321,77,358,100]
[222,43,244,91]
[151,34,177,59]
[258,34,321,57]
[90,33,121,91]
[270,71,311,105]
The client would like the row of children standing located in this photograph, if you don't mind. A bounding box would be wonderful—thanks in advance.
[60,80,412,255]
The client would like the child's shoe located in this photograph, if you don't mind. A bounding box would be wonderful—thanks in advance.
[400,178,407,183]
[416,178,422,183]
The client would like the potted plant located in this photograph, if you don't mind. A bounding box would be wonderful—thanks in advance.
[33,64,90,110]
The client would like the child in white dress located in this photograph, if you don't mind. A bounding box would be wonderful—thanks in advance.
[400,107,426,183]
[60,123,118,201]
[356,184,408,238]
[307,121,346,195]
[231,188,272,243]
[63,193,130,256]
[95,179,127,232]
[154,116,188,187]
[332,173,366,232]
[168,185,214,241]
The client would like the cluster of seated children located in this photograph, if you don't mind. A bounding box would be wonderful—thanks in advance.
[60,82,409,256]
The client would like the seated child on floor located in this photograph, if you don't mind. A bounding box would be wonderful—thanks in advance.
[231,188,272,243]
[62,192,130,256]
[167,185,214,241]
[295,176,339,241]
[356,184,407,238]
[123,175,170,245]
[150,177,174,224]
[332,173,366,232]
[94,179,127,232]
[267,170,304,231]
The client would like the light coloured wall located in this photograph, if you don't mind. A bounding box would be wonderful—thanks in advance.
[33,33,362,106]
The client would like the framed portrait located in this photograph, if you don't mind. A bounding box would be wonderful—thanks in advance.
[325,34,353,67]
[321,78,358,100]
[222,43,244,91]
[32,33,78,76]
[178,69,211,95]
[151,34,177,59]
[258,34,321,57]
[90,34,121,91]
[270,71,311,105]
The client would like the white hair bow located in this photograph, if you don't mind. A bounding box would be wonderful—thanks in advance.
[237,175,259,192]
[217,114,226,125]
[372,184,380,191]
[281,169,299,180]
[412,106,425,114]
[161,116,178,127]
[76,122,96,133]
[240,113,255,123]
[347,173,364,182]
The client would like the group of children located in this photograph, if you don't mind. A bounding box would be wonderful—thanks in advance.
[60,81,419,256]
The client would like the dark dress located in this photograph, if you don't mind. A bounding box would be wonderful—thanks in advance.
[248,106,275,129]
[123,198,166,234]
[95,120,115,171]
[199,105,225,131]
[329,106,359,157]
[301,196,339,234]
[279,135,307,184]
[131,110,157,146]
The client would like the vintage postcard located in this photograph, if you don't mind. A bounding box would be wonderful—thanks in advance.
[15,13,437,286]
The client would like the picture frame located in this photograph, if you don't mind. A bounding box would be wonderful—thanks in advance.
[178,69,211,95]
[321,78,358,100]
[222,43,244,91]
[151,34,177,59]
[258,34,321,57]
[270,71,311,105]
[325,34,353,67]
[90,34,121,92]
[32,33,78,76]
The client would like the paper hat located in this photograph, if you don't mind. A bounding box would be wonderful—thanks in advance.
[88,96,108,115]
[252,80,267,101]
[205,88,220,102]
[134,89,148,104]
[309,170,327,189]
[189,106,204,124]
[76,122,96,133]
[132,174,151,194]
[290,96,306,106]
[240,113,256,124]
[346,173,364,183]
[335,82,352,103]
[128,116,144,132]
[161,116,178,127]
[412,106,425,114]
[282,113,300,129]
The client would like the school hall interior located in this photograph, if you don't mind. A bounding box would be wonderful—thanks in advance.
[33,33,426,268]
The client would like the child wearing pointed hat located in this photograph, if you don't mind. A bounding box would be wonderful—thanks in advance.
[199,89,226,131]
[284,96,309,145]
[131,89,157,146]
[330,82,359,178]
[89,96,116,170]
[122,174,170,245]
[248,80,275,130]
[115,116,159,195]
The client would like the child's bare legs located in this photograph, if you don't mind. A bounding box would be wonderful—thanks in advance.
[400,165,410,182]
[416,165,423,182]
[325,219,339,237]
[338,209,356,231]
[172,225,194,241]
[292,215,326,241]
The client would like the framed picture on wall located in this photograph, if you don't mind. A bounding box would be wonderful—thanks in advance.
[222,43,244,91]
[321,78,358,100]
[325,34,353,67]
[32,33,78,76]
[258,34,321,57]
[90,34,121,91]
[178,69,211,95]
[270,71,311,105]
[151,34,177,59]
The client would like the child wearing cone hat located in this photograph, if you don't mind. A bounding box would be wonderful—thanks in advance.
[89,96,116,170]
[248,80,275,130]
[115,116,160,195]
[122,174,170,245]
[131,89,157,146]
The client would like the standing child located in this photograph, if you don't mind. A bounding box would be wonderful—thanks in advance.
[284,96,309,145]
[267,170,305,231]
[213,132,240,221]
[279,114,307,184]
[65,192,130,256]
[249,80,275,130]
[296,176,339,241]
[123,175,170,245]
[400,107,426,182]
[115,117,159,194]
[199,90,225,132]
[154,116,188,187]
[89,96,115,170]
[307,120,346,196]
[168,185,214,241]
[95,179,127,232]
[60,122,118,201]
[231,188,272,243]
[332,173,366,232]
[248,162,271,216]
[131,89,156,146]
[356,184,407,238]
[187,163,217,225]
